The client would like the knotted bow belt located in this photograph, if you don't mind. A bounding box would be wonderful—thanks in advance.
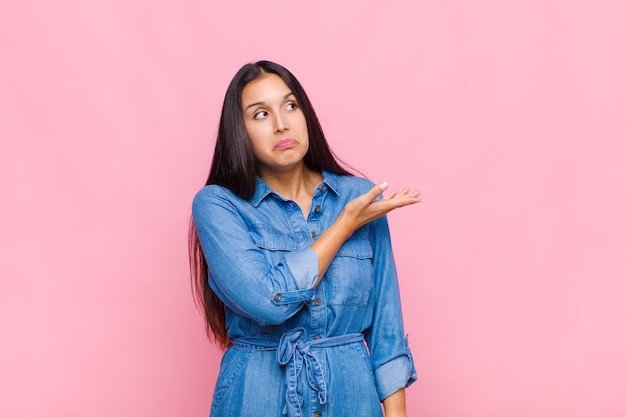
[232,328,364,417]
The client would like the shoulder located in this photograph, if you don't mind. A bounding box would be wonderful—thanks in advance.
[339,174,374,189]
[193,184,226,203]
[192,184,243,214]
[330,173,374,197]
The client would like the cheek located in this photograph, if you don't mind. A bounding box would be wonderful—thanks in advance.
[300,120,310,142]
[245,129,272,161]
[295,114,308,134]
[244,124,264,147]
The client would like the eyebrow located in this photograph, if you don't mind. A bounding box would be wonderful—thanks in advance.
[244,92,295,111]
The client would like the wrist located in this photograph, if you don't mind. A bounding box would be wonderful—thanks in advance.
[335,210,357,238]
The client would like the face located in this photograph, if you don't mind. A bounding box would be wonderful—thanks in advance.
[241,73,309,175]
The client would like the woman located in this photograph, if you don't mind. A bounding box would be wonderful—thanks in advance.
[190,60,420,417]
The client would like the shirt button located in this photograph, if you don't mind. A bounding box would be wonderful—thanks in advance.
[315,410,322,417]
[314,298,322,306]
[314,205,321,213]
[314,335,321,340]
[311,231,317,238]
[317,185,325,192]
[274,294,282,301]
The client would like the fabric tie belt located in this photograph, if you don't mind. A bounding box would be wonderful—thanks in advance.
[232,328,364,417]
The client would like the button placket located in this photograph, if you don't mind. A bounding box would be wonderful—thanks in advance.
[308,185,326,240]
[281,196,310,245]
[308,183,327,344]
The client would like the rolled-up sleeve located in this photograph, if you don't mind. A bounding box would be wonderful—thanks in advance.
[365,215,418,401]
[283,248,319,292]
[192,186,318,326]
[374,336,417,400]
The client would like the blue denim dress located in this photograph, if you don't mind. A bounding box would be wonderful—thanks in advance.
[192,171,417,417]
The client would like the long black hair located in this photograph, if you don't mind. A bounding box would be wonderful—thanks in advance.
[189,60,352,348]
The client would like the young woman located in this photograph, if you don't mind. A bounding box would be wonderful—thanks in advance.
[190,60,420,417]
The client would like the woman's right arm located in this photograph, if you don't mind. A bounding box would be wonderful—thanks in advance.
[310,182,420,285]
[192,183,419,326]
[193,186,318,326]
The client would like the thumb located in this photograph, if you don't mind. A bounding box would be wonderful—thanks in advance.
[368,182,388,200]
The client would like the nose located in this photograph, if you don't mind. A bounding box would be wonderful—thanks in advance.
[274,114,289,133]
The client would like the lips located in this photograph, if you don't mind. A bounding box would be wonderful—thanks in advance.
[274,139,297,150]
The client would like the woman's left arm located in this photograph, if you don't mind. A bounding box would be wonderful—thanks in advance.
[365,215,417,404]
[382,388,406,417]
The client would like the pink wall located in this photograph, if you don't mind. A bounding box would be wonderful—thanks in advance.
[1,1,625,416]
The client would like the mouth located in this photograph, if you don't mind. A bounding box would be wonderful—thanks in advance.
[274,139,298,150]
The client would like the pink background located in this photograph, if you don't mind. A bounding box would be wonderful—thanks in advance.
[1,1,625,416]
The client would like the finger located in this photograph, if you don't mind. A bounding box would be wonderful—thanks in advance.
[402,190,420,198]
[393,195,421,207]
[385,190,399,199]
[405,191,421,203]
[366,182,389,201]
[391,190,421,205]
[387,188,414,199]
[401,189,420,198]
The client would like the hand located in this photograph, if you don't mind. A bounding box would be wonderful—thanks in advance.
[340,182,421,231]
[310,182,420,284]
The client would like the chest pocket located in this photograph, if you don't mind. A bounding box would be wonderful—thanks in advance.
[327,228,374,308]
[248,223,300,263]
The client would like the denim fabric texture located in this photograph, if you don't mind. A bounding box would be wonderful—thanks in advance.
[192,171,417,417]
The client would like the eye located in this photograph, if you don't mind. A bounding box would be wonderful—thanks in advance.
[253,110,268,120]
[285,102,298,111]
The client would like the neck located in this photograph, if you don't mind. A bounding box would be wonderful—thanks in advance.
[259,164,322,202]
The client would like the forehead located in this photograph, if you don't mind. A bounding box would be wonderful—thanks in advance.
[241,74,291,105]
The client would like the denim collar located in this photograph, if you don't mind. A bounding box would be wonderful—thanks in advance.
[249,170,341,207]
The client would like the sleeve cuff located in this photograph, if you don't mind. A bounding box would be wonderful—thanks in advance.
[375,340,418,400]
[284,247,319,290]
[270,248,318,305]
